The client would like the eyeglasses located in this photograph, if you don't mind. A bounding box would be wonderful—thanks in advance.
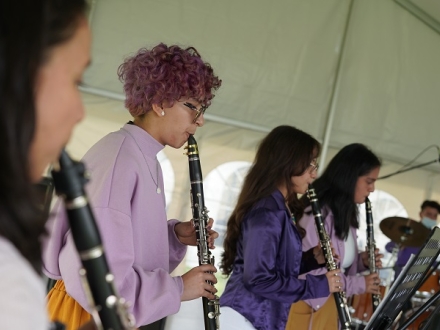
[183,102,207,122]
[309,162,319,172]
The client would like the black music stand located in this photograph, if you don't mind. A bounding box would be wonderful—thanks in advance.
[365,227,440,330]
[419,300,440,330]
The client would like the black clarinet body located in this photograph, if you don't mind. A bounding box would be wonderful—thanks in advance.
[306,184,351,330]
[365,197,381,312]
[52,150,135,330]
[186,135,220,330]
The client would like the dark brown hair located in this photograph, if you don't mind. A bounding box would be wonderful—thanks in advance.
[0,0,87,273]
[220,125,320,276]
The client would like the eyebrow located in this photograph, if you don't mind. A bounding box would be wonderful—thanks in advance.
[184,102,197,110]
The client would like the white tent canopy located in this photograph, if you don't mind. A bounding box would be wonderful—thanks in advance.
[69,0,440,245]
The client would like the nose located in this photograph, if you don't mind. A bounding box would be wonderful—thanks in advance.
[195,113,205,127]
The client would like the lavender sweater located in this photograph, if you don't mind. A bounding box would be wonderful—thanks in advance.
[43,123,187,326]
[298,206,367,310]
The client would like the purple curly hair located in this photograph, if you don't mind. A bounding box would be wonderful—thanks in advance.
[117,43,222,117]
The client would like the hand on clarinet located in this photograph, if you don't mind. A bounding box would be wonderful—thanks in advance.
[364,272,381,294]
[181,264,218,301]
[373,249,384,268]
[312,243,339,265]
[325,269,343,293]
[360,249,384,269]
[175,218,219,248]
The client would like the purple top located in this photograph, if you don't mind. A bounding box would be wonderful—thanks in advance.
[298,206,367,310]
[42,123,187,326]
[220,190,330,330]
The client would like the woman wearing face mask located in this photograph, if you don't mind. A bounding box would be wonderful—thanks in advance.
[43,43,222,329]
[219,125,343,330]
[286,143,384,330]
[0,0,91,328]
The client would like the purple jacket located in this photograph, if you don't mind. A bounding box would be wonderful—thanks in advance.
[298,206,367,310]
[42,124,187,326]
[220,190,330,330]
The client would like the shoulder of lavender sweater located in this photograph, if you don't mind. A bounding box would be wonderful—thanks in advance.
[299,206,334,250]
[80,132,147,205]
[82,129,135,167]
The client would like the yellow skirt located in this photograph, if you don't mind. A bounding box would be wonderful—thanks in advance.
[47,280,91,330]
[286,297,338,330]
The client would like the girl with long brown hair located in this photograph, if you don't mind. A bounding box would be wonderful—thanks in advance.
[219,125,342,330]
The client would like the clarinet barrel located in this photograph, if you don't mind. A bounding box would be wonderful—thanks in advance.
[52,150,136,330]
[186,135,220,330]
[307,184,351,330]
[365,197,381,312]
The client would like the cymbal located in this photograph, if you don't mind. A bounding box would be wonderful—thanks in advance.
[379,216,430,247]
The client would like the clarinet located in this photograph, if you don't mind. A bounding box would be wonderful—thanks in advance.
[186,135,220,330]
[306,184,351,330]
[51,150,136,330]
[365,197,381,312]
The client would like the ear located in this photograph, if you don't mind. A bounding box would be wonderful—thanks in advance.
[151,103,163,117]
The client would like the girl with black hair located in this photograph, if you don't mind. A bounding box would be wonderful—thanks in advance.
[286,143,384,330]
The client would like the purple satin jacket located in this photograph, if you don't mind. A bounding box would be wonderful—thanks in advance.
[220,190,330,330]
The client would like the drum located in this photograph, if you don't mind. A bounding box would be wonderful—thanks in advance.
[414,271,440,300]
[349,286,386,327]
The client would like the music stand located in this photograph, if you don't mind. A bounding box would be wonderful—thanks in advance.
[365,227,440,330]
[396,289,440,330]
[419,298,440,330]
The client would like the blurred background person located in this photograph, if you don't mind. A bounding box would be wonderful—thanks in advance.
[0,0,92,328]
[385,200,440,279]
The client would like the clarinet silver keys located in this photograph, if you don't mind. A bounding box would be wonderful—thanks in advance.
[185,135,220,330]
[307,184,351,330]
[52,150,136,330]
[365,197,381,312]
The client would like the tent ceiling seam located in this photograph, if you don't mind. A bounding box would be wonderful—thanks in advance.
[79,85,270,133]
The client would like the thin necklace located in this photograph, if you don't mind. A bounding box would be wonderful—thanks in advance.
[122,127,161,194]
[285,202,296,224]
